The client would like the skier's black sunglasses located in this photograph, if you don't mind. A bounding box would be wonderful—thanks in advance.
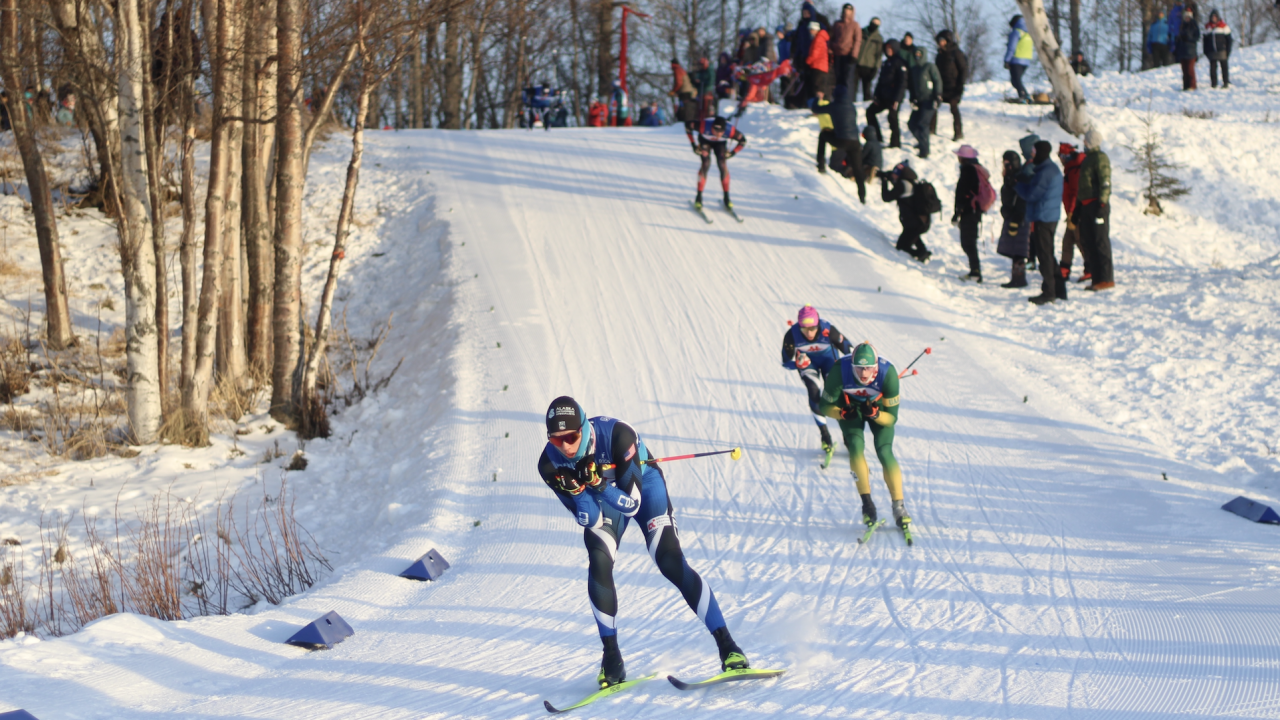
[548,430,582,448]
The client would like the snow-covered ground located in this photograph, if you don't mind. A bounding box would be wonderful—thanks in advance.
[2,43,1279,719]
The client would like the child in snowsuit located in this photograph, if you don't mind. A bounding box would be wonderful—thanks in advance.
[997,150,1030,288]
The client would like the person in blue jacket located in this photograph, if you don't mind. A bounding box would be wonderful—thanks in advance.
[1004,15,1034,102]
[780,305,854,457]
[1168,3,1184,45]
[1147,11,1172,67]
[537,397,749,689]
[1015,140,1066,305]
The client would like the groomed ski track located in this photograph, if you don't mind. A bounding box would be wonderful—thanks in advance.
[4,116,1279,719]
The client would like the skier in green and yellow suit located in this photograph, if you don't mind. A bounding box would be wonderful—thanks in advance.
[818,341,911,530]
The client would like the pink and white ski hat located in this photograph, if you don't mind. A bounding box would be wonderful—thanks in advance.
[954,144,979,159]
[797,305,820,327]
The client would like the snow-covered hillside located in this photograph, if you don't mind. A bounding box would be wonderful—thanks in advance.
[2,44,1278,719]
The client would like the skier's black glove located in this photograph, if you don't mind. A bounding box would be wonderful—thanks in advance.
[838,392,858,420]
[554,458,599,495]
[863,400,881,421]
[691,143,701,154]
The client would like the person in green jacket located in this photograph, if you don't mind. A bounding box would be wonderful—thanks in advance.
[818,342,911,531]
[1075,128,1114,290]
[906,47,942,158]
[856,18,884,101]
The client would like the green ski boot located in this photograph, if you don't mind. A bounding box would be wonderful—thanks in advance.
[892,499,911,529]
[694,192,704,210]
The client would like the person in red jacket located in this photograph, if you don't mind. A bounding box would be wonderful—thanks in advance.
[1057,142,1090,282]
[587,98,608,127]
[805,22,832,101]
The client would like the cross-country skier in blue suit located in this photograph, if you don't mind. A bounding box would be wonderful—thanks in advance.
[780,305,853,459]
[536,396,749,689]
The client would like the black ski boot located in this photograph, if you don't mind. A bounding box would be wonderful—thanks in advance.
[694,191,704,210]
[597,635,626,688]
[712,626,750,671]
[723,191,733,210]
[861,492,877,526]
[819,425,834,454]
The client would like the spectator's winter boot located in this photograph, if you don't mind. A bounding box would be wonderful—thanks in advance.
[1029,293,1055,306]
[1076,272,1092,283]
[694,191,703,210]
[713,626,750,671]
[819,425,834,454]
[892,499,911,529]
[597,635,626,688]
[861,492,878,526]
[1002,258,1028,288]
[1055,265,1069,301]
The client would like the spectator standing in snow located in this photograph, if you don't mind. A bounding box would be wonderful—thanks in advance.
[933,30,968,141]
[830,4,863,93]
[997,150,1031,288]
[861,126,883,181]
[715,52,735,99]
[811,86,867,203]
[691,58,714,116]
[1176,8,1201,89]
[867,39,907,148]
[1147,11,1173,67]
[857,18,885,101]
[806,22,833,100]
[1015,140,1066,305]
[1058,143,1090,283]
[587,97,608,127]
[608,80,630,126]
[670,59,699,126]
[1169,3,1185,44]
[1005,15,1034,102]
[1017,133,1040,270]
[811,90,835,172]
[776,26,792,69]
[1076,129,1114,291]
[1071,52,1092,75]
[906,47,941,159]
[952,145,984,282]
[882,161,933,262]
[54,88,77,127]
[1203,10,1232,88]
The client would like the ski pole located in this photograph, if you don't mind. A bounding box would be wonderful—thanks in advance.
[599,447,742,470]
[898,347,932,378]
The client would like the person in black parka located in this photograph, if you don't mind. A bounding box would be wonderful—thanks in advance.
[866,39,907,148]
[997,150,1030,288]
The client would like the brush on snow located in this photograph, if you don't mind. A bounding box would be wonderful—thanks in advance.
[598,447,742,470]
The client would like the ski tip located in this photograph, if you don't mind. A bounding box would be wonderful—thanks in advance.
[543,700,561,714]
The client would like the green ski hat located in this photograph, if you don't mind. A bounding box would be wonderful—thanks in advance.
[852,342,878,368]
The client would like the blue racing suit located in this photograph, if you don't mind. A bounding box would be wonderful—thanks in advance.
[780,319,853,427]
[537,416,728,639]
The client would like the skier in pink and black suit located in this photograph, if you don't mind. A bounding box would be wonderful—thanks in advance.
[780,305,854,455]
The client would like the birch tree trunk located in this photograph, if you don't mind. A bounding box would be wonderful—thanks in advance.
[244,0,277,375]
[217,5,248,392]
[271,0,305,422]
[300,40,359,176]
[440,4,464,129]
[300,88,371,405]
[0,0,75,351]
[182,0,232,430]
[143,6,170,408]
[1014,0,1091,136]
[117,0,162,443]
[178,0,199,394]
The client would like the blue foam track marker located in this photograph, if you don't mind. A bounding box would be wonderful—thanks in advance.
[0,711,41,720]
[1222,496,1280,524]
[285,610,354,649]
[400,549,450,581]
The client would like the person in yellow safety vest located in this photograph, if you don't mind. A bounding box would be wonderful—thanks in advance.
[1004,15,1034,102]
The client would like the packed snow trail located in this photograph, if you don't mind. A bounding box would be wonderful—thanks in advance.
[3,119,1279,719]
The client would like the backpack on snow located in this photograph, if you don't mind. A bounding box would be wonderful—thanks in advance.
[914,180,943,215]
[973,164,998,212]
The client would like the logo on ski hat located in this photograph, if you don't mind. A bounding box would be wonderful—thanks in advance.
[545,396,585,435]
[797,305,820,328]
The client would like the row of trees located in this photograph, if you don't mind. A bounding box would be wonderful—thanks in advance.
[4,0,452,444]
